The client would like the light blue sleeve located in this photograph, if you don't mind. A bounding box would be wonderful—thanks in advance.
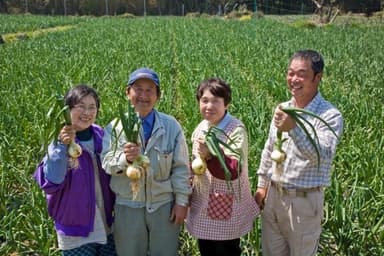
[43,142,68,184]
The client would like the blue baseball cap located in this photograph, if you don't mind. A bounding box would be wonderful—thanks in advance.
[127,68,160,87]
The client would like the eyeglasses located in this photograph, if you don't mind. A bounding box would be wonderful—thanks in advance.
[73,104,98,113]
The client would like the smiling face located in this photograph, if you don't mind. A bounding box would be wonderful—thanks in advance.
[199,89,228,125]
[286,58,322,108]
[70,94,98,131]
[126,78,159,117]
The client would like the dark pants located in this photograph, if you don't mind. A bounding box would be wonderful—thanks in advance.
[198,238,241,256]
[62,234,116,256]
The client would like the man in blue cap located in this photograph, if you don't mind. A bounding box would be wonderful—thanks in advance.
[101,68,192,255]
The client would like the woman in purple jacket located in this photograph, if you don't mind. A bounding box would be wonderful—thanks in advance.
[34,84,116,256]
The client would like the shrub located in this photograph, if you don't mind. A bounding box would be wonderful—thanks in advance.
[292,19,317,29]
[186,12,200,18]
[119,13,135,18]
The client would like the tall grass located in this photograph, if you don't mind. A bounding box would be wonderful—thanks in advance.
[0,15,383,255]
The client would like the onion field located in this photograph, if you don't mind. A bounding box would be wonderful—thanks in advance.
[0,14,383,255]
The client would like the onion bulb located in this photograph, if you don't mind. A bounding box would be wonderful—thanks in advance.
[126,165,142,180]
[67,140,82,168]
[126,164,144,200]
[68,140,82,158]
[192,157,207,175]
[271,149,286,164]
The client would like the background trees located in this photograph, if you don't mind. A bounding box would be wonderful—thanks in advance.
[1,0,382,16]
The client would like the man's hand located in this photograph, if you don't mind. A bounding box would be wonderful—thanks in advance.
[255,187,268,210]
[273,105,296,132]
[123,142,140,163]
[170,204,188,225]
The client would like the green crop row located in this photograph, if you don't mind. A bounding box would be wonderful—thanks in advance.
[0,14,88,34]
[0,15,383,255]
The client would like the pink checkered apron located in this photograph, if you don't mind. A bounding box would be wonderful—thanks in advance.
[186,118,260,240]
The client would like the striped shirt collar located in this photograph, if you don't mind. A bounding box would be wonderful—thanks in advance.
[288,92,323,113]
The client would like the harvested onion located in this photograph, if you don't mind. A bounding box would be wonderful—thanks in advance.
[191,157,207,175]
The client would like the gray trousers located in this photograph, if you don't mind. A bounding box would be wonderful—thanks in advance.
[113,202,180,256]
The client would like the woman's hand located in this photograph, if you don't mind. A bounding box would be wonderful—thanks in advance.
[59,125,76,145]
[196,137,211,160]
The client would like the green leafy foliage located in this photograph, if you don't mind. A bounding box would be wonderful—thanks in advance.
[204,126,242,194]
[0,14,383,256]
[117,99,141,144]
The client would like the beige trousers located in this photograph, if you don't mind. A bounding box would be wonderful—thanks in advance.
[261,184,324,256]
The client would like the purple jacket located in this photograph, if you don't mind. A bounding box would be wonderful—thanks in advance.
[34,124,115,237]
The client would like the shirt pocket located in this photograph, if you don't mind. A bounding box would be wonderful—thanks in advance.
[153,146,173,181]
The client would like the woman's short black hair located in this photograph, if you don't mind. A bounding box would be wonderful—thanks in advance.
[64,84,100,110]
[196,78,232,106]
